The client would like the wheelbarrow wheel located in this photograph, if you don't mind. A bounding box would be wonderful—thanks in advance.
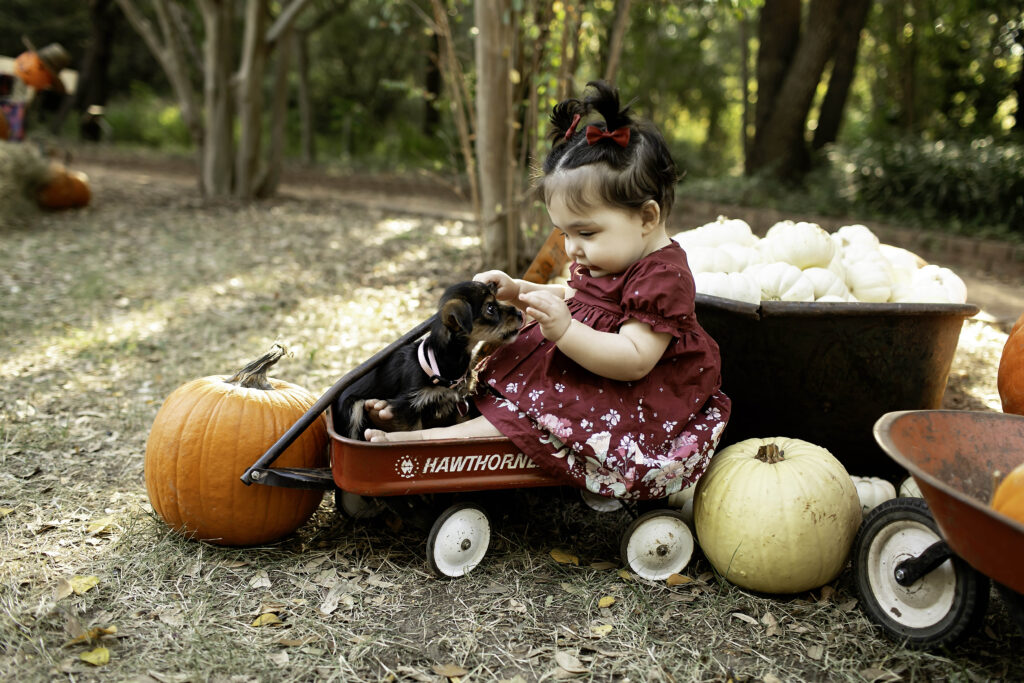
[620,509,694,580]
[426,503,490,579]
[854,497,989,648]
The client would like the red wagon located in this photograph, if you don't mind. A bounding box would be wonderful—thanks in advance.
[240,230,979,582]
[855,410,1024,648]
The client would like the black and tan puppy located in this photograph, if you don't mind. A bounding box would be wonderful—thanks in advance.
[334,281,523,440]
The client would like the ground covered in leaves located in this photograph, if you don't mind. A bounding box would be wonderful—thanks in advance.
[0,157,1020,682]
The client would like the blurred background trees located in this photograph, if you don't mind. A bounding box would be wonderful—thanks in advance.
[2,0,1021,266]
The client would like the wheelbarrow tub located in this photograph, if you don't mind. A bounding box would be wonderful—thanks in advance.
[873,410,1024,595]
[697,296,979,479]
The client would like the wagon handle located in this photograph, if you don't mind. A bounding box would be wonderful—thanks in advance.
[240,315,437,485]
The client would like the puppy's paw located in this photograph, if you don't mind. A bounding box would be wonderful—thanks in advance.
[364,399,395,427]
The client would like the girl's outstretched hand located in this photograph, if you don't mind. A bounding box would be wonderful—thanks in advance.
[519,290,571,342]
[474,270,520,302]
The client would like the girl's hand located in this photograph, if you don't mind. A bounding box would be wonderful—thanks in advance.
[473,270,520,302]
[519,290,571,342]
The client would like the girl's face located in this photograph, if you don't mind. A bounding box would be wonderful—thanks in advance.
[546,188,662,277]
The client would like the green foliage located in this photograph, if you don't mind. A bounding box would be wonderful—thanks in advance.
[839,137,1024,235]
[101,84,191,151]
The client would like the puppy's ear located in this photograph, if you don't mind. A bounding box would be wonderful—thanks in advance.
[441,298,474,335]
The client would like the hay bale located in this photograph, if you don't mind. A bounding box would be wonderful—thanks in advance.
[0,141,53,230]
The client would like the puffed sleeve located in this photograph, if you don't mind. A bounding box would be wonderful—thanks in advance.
[619,259,695,336]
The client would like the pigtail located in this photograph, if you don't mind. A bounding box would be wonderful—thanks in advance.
[583,80,634,134]
[548,98,587,145]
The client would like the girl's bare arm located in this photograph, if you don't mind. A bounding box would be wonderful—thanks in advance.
[520,290,670,381]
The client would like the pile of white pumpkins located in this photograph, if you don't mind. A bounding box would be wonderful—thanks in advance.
[674,216,968,305]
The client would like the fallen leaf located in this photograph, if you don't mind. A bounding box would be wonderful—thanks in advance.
[731,612,758,625]
[838,598,858,612]
[58,575,100,599]
[249,570,271,589]
[550,548,579,566]
[806,644,824,661]
[67,625,117,645]
[54,578,74,601]
[79,646,110,666]
[819,585,836,602]
[590,624,613,638]
[597,596,615,608]
[0,507,13,518]
[860,667,901,682]
[269,650,289,667]
[86,515,116,535]
[555,651,588,674]
[251,613,283,627]
[432,663,469,678]
[666,573,691,586]
[616,569,633,581]
[589,561,617,570]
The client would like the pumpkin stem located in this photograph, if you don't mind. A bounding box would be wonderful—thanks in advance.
[226,344,287,390]
[755,443,785,464]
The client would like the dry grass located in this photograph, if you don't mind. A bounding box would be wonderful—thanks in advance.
[0,157,1021,682]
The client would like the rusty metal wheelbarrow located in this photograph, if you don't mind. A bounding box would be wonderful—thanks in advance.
[855,410,1024,648]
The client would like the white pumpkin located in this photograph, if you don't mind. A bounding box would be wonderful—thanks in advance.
[673,216,758,249]
[666,485,696,525]
[802,267,850,300]
[718,243,762,272]
[843,255,893,303]
[834,224,880,251]
[899,476,923,498]
[850,476,897,512]
[694,271,761,304]
[912,265,968,304]
[878,245,921,289]
[815,294,850,303]
[693,437,862,594]
[763,221,836,269]
[746,262,815,302]
[684,245,744,274]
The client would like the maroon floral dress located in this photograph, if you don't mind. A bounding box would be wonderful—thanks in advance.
[475,241,731,500]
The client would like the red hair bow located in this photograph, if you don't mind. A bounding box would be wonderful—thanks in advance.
[585,124,630,147]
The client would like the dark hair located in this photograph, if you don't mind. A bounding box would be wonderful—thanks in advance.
[538,80,679,219]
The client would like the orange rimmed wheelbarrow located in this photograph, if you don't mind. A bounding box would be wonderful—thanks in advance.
[854,410,1024,648]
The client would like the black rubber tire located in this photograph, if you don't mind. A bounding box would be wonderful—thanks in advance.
[854,497,990,649]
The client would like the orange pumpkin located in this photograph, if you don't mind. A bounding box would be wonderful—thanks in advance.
[14,51,56,90]
[998,312,1024,416]
[145,346,328,546]
[991,462,1024,525]
[36,163,91,210]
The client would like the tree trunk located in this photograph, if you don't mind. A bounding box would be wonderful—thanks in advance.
[746,0,842,180]
[475,0,514,271]
[751,0,801,140]
[235,0,268,199]
[50,0,118,136]
[296,31,315,164]
[813,0,872,149]
[603,0,631,85]
[424,31,442,136]
[739,12,751,163]
[258,27,293,198]
[199,0,234,197]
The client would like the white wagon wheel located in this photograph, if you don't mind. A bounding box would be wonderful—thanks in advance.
[426,503,491,579]
[620,509,694,580]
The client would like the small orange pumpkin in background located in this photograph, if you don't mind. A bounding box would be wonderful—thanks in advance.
[991,462,1024,526]
[145,345,328,546]
[36,162,91,210]
[998,311,1024,416]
